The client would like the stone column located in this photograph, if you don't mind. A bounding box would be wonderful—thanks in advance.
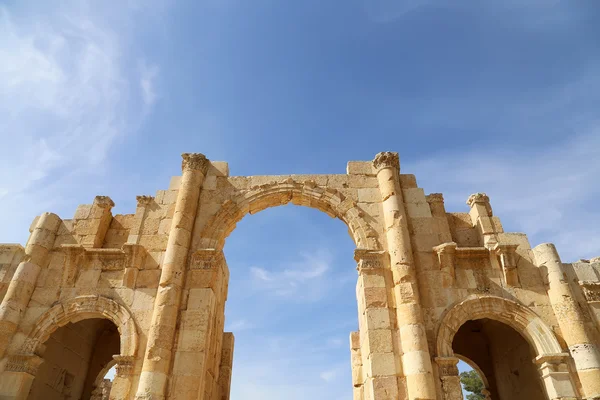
[533,243,600,399]
[135,153,209,400]
[110,355,135,400]
[372,152,436,400]
[354,249,400,399]
[534,353,578,400]
[435,357,463,400]
[0,212,61,360]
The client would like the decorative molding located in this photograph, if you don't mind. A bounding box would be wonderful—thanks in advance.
[493,243,520,287]
[181,152,209,174]
[5,354,43,375]
[372,151,399,172]
[190,248,224,270]
[454,247,490,259]
[113,354,135,377]
[426,193,444,204]
[136,195,155,206]
[354,249,387,273]
[93,196,115,209]
[579,281,600,303]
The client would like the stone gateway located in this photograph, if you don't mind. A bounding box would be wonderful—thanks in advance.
[0,152,599,400]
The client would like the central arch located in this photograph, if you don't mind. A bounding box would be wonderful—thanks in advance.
[199,179,382,251]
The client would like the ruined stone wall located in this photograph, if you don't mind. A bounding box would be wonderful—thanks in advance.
[0,152,598,400]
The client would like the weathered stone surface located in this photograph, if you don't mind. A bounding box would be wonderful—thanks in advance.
[0,152,596,400]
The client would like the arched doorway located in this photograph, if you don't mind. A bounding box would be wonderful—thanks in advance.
[453,318,544,399]
[27,318,120,399]
[436,295,578,400]
[2,295,138,400]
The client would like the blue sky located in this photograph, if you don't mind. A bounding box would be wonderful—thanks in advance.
[1,1,599,398]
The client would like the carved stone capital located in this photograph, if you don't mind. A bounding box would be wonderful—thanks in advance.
[434,242,457,267]
[354,249,387,273]
[93,196,115,209]
[136,195,154,206]
[466,192,489,207]
[435,356,460,377]
[426,193,444,203]
[493,243,519,268]
[5,354,44,375]
[372,152,399,172]
[190,248,225,270]
[534,353,571,372]
[113,355,135,377]
[181,153,209,174]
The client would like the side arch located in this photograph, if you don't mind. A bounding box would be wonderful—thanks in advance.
[436,295,563,358]
[19,295,137,358]
[199,178,382,251]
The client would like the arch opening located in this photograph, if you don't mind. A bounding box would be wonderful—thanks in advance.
[453,318,544,400]
[222,204,360,399]
[27,318,120,400]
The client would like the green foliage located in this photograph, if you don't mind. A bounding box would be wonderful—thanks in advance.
[460,370,485,400]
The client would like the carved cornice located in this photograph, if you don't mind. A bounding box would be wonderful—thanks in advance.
[113,355,135,377]
[181,153,209,174]
[354,249,387,273]
[426,193,444,204]
[5,354,44,375]
[372,152,399,172]
[136,195,155,206]
[579,281,600,303]
[93,196,115,209]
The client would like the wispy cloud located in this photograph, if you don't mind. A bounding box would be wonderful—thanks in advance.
[225,318,253,332]
[249,249,333,300]
[0,2,161,243]
[140,59,159,108]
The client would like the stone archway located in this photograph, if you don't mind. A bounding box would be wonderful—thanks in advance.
[199,178,382,251]
[435,295,578,400]
[2,295,138,400]
[21,295,137,359]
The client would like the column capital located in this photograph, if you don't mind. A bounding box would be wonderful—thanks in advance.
[372,152,399,173]
[182,152,209,173]
[354,249,387,273]
[93,195,115,209]
[113,354,135,377]
[426,193,444,204]
[435,356,460,377]
[5,354,44,376]
[135,195,154,206]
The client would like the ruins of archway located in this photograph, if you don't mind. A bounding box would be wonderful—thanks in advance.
[0,152,599,399]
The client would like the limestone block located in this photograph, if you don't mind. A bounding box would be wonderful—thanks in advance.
[349,176,379,189]
[75,269,101,288]
[361,329,394,354]
[402,188,427,204]
[144,251,164,269]
[169,176,182,190]
[364,352,397,377]
[347,161,376,176]
[358,188,382,204]
[135,270,161,288]
[405,202,432,219]
[399,174,417,188]
[209,161,229,176]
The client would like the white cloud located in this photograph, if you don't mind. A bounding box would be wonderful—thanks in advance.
[0,2,160,243]
[320,368,338,382]
[406,130,600,262]
[140,60,159,108]
[249,250,333,300]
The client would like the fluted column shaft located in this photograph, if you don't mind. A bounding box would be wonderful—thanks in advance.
[373,152,436,400]
[534,243,600,399]
[135,153,208,400]
[0,212,60,361]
